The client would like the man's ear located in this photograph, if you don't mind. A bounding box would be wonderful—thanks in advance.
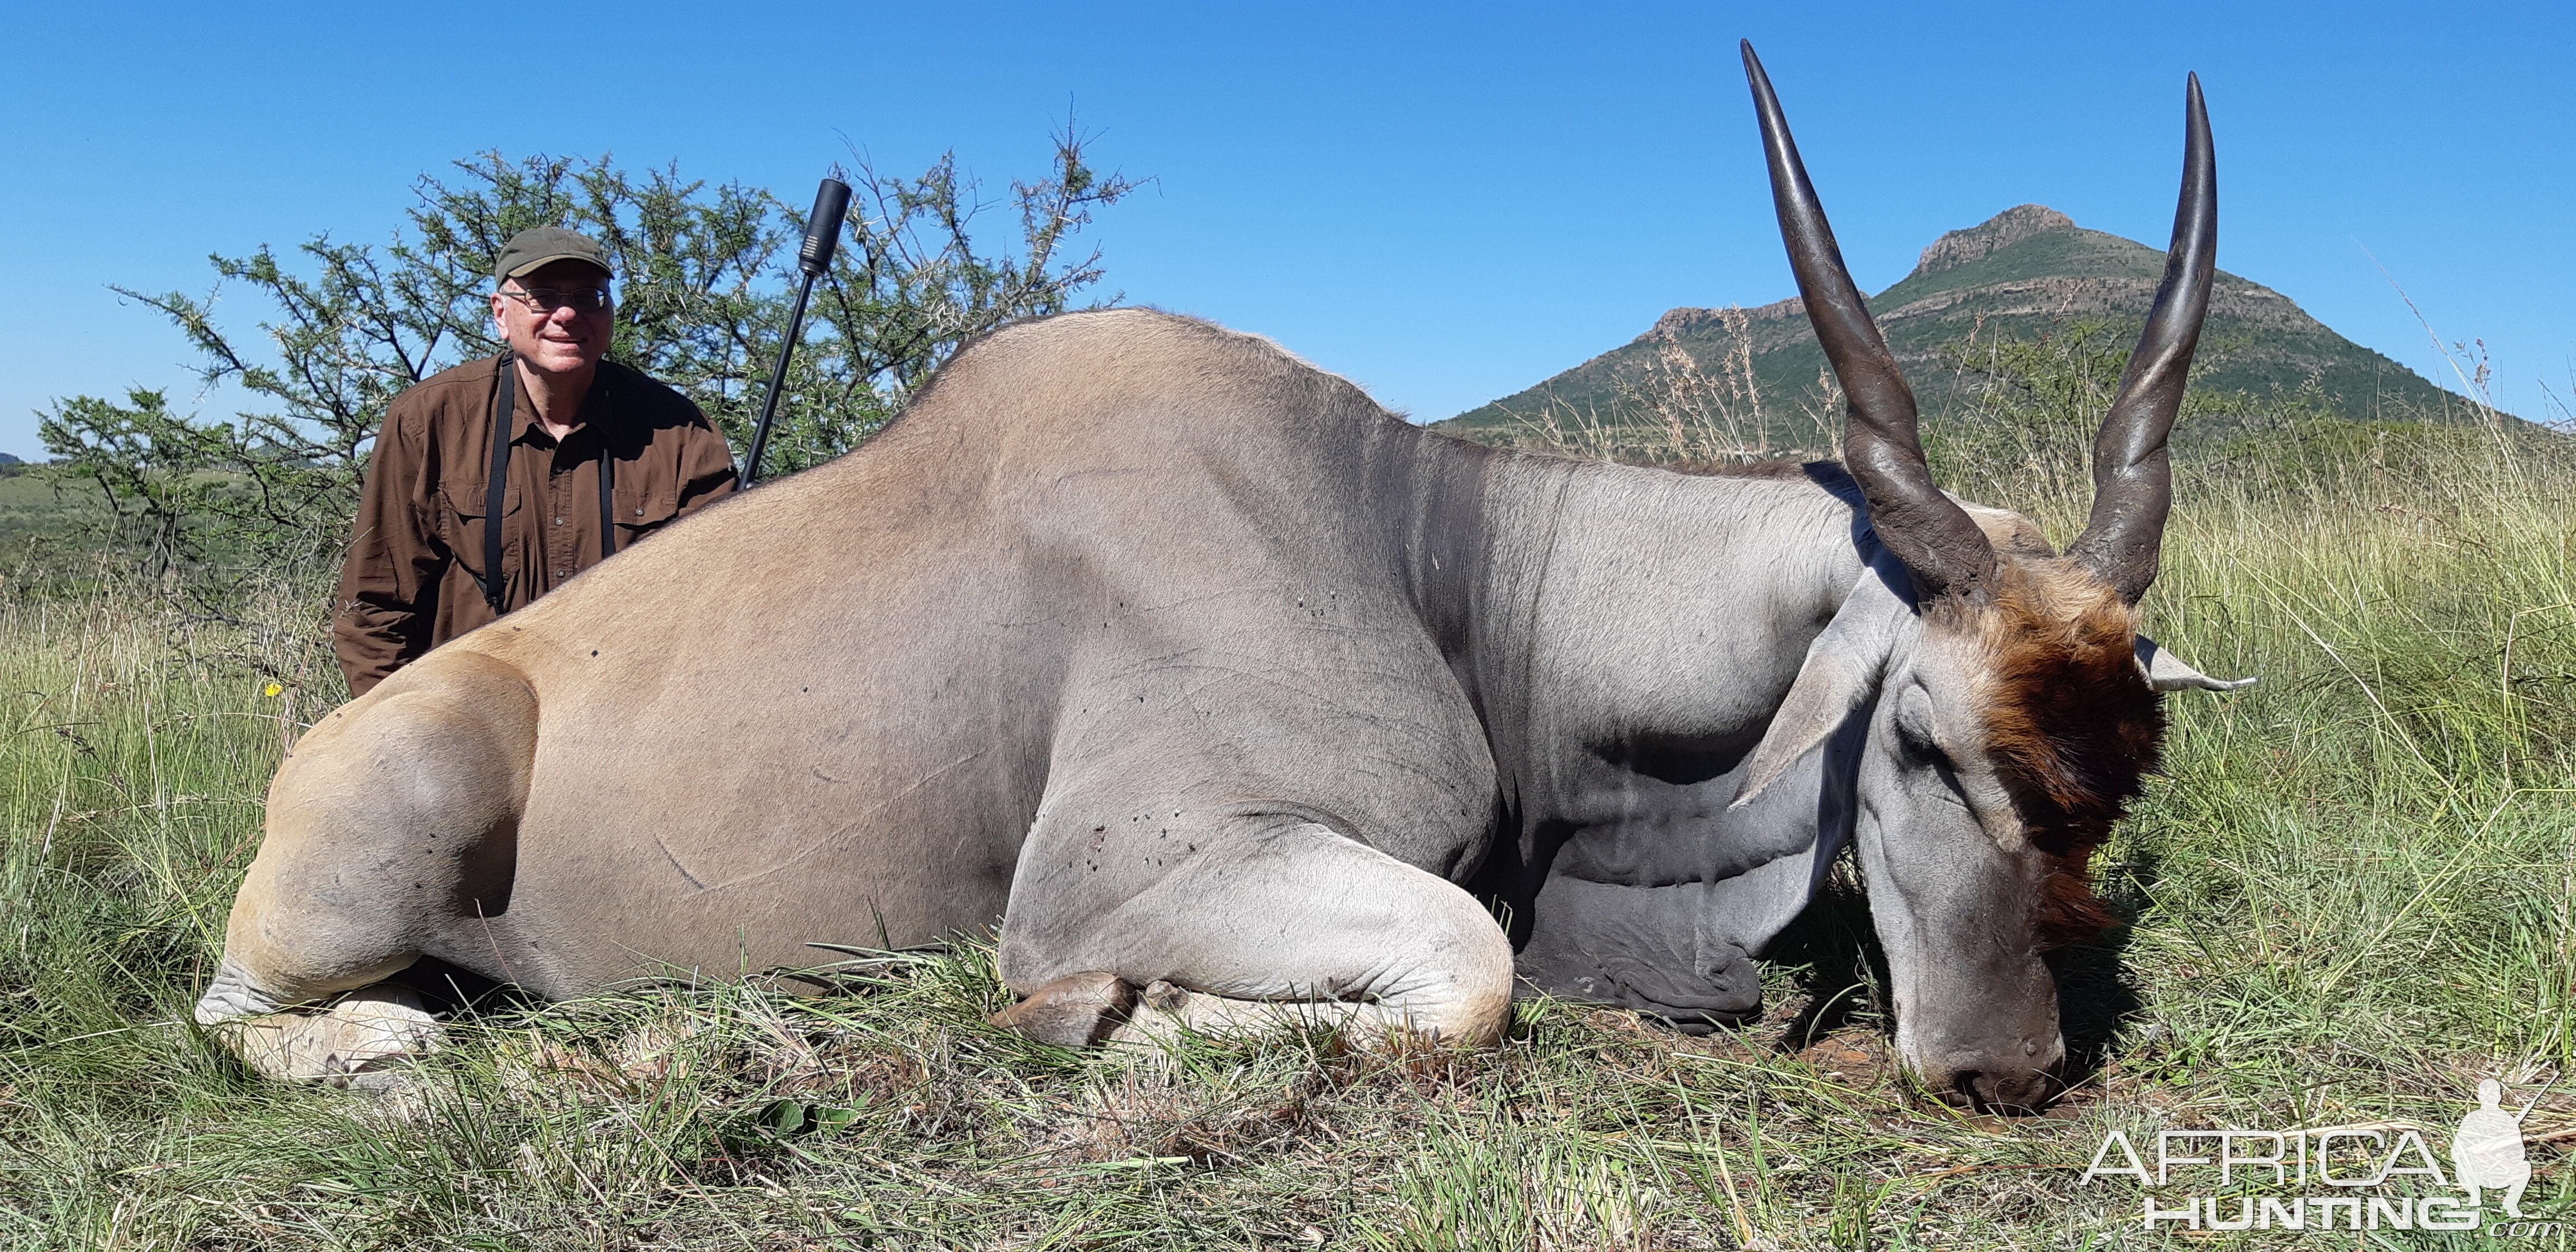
[1731,572,1902,810]
[2134,633,2256,692]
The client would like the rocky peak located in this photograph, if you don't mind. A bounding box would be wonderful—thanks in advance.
[1911,205,2075,277]
[1648,297,1802,340]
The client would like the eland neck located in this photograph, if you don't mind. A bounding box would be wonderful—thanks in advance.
[1400,434,1877,823]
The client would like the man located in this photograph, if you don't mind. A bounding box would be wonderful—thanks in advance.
[333,226,738,696]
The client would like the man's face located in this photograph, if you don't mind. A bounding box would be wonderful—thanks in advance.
[491,259,612,377]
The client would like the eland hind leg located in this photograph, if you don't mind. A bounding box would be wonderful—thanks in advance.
[195,650,537,1079]
[996,811,1513,1050]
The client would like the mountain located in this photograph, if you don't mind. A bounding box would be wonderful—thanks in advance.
[1442,205,2464,438]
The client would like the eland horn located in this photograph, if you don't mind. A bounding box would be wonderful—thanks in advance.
[2065,74,2217,605]
[1741,41,1996,602]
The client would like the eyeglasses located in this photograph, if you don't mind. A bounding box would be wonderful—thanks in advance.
[499,286,612,314]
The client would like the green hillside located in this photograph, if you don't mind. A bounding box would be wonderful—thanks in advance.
[0,468,96,554]
[1443,205,2468,442]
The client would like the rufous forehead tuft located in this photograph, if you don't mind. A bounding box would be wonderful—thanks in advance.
[1935,557,2162,947]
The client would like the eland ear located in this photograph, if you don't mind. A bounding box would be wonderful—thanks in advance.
[2134,633,2255,692]
[1732,573,1903,810]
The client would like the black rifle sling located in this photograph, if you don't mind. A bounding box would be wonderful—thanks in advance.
[483,354,514,613]
[597,408,616,562]
[586,364,615,562]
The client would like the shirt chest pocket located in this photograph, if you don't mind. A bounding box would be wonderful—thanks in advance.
[435,480,523,580]
[612,473,681,539]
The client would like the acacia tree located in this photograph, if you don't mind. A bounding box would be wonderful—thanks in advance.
[42,130,1135,571]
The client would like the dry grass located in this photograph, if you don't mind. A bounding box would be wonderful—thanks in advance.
[3,366,2574,1245]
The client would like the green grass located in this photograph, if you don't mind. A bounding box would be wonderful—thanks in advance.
[2,428,2573,1248]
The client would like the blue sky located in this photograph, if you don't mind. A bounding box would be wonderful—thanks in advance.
[2,2,2569,459]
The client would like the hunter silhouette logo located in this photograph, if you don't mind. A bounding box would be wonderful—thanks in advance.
[2081,1076,2558,1233]
[2451,1077,2538,1218]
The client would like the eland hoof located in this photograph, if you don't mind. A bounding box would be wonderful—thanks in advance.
[209,984,444,1086]
[990,971,1139,1047]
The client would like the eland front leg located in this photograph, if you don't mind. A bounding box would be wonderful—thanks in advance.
[194,649,539,1081]
[994,809,1513,1049]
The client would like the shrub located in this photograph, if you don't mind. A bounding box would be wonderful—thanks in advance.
[39,132,1137,578]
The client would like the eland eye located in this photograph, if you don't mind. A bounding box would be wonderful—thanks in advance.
[1894,686,1948,763]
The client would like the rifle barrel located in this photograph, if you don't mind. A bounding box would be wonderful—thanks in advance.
[740,177,854,490]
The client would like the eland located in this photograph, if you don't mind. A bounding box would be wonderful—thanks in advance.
[194,44,2244,1111]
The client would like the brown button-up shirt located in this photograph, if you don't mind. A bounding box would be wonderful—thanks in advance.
[334,354,737,696]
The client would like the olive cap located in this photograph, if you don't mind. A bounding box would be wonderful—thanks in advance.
[493,226,613,282]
